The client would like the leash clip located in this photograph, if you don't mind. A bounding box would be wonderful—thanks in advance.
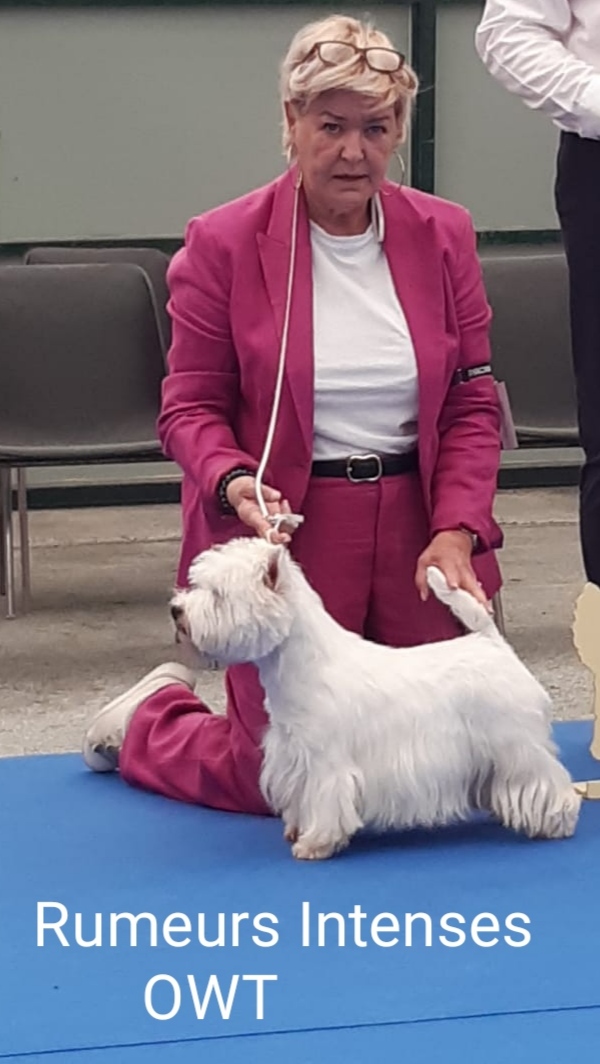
[264,512,304,544]
[267,513,304,533]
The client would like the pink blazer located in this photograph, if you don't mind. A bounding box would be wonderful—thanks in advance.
[159,170,503,592]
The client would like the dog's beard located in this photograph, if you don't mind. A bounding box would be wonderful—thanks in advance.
[183,598,294,666]
[174,627,221,671]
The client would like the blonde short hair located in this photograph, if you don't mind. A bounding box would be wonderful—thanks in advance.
[280,14,418,157]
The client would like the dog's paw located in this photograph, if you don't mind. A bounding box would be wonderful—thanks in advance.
[292,838,335,861]
[291,834,348,861]
[536,789,582,839]
[284,824,299,843]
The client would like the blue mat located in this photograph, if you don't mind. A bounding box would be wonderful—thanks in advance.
[2,721,600,1061]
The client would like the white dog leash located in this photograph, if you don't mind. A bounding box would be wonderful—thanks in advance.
[255,174,305,541]
[255,178,386,544]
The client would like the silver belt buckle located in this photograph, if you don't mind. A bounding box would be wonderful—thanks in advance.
[346,453,383,483]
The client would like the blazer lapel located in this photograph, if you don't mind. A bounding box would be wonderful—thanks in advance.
[381,184,449,476]
[257,170,314,462]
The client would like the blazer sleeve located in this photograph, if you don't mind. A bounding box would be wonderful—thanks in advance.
[429,210,503,552]
[157,216,259,519]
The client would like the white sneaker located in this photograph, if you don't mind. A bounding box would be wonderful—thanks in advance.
[82,662,197,773]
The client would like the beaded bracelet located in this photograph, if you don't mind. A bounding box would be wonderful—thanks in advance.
[217,467,256,516]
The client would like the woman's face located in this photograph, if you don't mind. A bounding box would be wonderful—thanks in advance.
[286,89,402,234]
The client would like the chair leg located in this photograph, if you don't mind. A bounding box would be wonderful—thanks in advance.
[17,468,31,608]
[492,590,506,637]
[0,473,6,599]
[0,468,16,618]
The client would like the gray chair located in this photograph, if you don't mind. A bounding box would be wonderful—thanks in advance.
[24,246,172,357]
[0,263,166,617]
[480,249,578,443]
[479,248,578,637]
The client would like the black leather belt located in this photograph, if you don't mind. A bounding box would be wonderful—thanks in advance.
[311,451,418,482]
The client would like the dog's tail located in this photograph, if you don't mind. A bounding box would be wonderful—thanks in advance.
[426,566,500,638]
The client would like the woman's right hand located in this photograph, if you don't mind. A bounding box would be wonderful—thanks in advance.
[226,475,295,545]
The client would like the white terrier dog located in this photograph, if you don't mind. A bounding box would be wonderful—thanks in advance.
[171,538,580,860]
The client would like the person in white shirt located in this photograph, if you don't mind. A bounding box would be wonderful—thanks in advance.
[476,1,600,586]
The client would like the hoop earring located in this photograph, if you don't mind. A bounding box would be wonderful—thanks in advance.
[394,151,406,188]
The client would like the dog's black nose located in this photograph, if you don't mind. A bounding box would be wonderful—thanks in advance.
[171,604,183,624]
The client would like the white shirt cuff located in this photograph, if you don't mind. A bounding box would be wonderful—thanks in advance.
[576,76,600,140]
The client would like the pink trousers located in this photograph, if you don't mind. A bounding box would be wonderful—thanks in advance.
[120,474,469,815]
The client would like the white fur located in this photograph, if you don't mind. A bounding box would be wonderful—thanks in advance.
[172,539,580,859]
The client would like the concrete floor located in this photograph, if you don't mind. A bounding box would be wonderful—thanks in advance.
[0,487,595,759]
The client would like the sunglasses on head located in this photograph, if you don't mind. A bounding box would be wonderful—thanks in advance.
[305,40,405,74]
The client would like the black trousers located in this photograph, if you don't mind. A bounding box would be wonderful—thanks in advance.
[555,133,600,585]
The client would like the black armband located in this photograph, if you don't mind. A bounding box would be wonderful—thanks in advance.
[217,467,256,516]
[452,363,493,385]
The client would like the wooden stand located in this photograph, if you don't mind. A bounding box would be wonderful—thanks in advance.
[572,582,600,798]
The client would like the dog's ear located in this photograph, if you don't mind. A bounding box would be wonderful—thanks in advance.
[263,546,283,592]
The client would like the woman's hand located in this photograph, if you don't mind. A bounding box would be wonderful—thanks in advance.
[415,530,489,607]
[226,476,295,545]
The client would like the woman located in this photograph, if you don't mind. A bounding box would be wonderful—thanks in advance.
[83,15,503,816]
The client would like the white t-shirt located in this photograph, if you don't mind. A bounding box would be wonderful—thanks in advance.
[311,221,419,461]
